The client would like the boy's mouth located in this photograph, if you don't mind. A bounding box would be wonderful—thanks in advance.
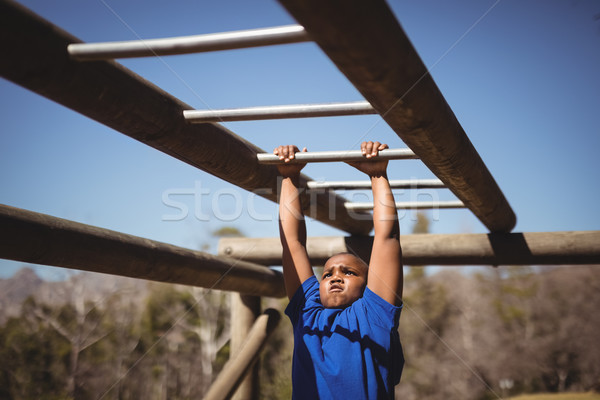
[329,283,343,292]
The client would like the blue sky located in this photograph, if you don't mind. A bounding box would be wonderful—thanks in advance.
[1,0,599,279]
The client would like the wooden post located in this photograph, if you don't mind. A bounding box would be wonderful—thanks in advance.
[277,0,516,233]
[230,294,261,400]
[204,309,280,400]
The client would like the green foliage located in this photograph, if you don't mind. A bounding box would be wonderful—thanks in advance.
[0,313,70,399]
[212,226,244,237]
[142,284,189,339]
[212,340,230,376]
[396,266,600,400]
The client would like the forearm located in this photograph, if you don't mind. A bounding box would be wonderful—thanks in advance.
[371,173,400,241]
[369,171,403,303]
[345,141,403,303]
[278,174,312,298]
[278,175,306,248]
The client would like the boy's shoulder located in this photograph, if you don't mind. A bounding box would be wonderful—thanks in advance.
[285,275,320,318]
[287,278,400,332]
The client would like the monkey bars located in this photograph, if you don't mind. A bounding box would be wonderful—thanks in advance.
[39,0,519,234]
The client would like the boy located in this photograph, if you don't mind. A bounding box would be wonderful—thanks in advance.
[275,141,404,399]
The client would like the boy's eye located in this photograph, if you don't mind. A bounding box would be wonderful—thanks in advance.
[345,271,355,276]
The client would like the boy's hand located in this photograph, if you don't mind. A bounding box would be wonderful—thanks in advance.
[273,145,307,177]
[346,141,389,177]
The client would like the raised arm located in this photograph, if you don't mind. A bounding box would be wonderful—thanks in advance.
[348,141,403,306]
[275,145,314,300]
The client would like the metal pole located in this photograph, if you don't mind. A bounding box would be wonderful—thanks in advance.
[344,200,465,211]
[278,0,516,232]
[307,178,445,190]
[257,148,418,164]
[218,231,600,266]
[0,1,372,236]
[0,204,285,298]
[68,25,309,60]
[184,101,376,123]
[204,309,281,400]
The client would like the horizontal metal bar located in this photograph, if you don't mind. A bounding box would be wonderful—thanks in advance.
[257,148,417,164]
[344,200,465,211]
[218,231,600,266]
[307,178,445,190]
[184,101,375,123]
[0,204,285,298]
[68,24,309,60]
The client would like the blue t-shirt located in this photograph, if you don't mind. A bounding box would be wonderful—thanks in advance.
[285,275,404,400]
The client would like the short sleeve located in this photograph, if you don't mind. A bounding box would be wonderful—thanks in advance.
[361,286,402,330]
[285,275,320,324]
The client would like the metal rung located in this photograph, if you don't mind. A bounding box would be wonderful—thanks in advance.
[344,200,465,211]
[68,25,309,61]
[307,178,445,190]
[257,148,418,164]
[184,101,375,123]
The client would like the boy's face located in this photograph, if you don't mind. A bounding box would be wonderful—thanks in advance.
[319,253,368,309]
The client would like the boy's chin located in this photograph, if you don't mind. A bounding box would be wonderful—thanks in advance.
[323,294,357,309]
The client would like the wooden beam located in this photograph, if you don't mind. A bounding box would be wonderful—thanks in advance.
[218,231,600,266]
[204,309,280,400]
[0,0,372,236]
[277,0,516,233]
[0,204,285,298]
